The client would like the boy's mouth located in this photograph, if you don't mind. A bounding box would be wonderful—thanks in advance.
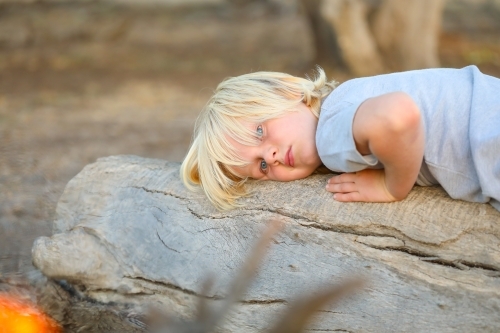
[286,147,294,167]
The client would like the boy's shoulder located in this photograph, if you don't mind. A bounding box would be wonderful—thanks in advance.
[321,65,482,115]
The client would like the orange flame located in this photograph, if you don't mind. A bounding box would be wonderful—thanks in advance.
[0,293,61,333]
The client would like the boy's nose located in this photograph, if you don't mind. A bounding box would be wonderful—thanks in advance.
[264,146,278,164]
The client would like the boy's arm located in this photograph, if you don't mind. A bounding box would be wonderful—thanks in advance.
[325,92,424,202]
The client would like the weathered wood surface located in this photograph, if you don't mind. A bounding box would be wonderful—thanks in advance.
[32,155,500,332]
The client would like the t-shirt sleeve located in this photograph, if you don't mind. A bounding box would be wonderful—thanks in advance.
[316,100,380,173]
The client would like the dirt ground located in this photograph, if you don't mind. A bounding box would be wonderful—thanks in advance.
[0,0,499,322]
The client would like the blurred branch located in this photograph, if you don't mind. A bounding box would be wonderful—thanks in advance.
[146,220,365,333]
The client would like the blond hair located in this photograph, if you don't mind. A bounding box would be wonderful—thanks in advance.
[180,67,337,210]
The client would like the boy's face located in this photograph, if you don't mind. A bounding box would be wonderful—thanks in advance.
[229,103,322,181]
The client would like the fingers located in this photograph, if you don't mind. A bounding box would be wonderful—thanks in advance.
[333,192,362,202]
[327,173,357,184]
[326,173,360,202]
[325,181,357,193]
[326,172,357,193]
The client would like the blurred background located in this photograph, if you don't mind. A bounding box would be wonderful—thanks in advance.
[0,0,499,297]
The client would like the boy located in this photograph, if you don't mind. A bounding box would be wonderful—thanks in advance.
[180,66,500,212]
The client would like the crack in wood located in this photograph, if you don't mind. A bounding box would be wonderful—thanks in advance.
[122,276,288,304]
[296,221,441,247]
[317,310,345,314]
[229,206,447,248]
[359,243,500,274]
[239,299,287,305]
[187,206,205,220]
[124,275,218,299]
[130,186,186,201]
[131,186,500,276]
[155,230,180,253]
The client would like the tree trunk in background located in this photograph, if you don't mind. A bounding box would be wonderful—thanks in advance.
[320,0,385,76]
[303,0,445,76]
[372,0,445,71]
[300,0,347,71]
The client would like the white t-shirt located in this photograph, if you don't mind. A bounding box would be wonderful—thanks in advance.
[316,66,500,211]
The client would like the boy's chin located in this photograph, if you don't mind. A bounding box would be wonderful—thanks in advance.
[283,169,318,181]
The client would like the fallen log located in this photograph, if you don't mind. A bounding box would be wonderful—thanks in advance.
[32,155,500,332]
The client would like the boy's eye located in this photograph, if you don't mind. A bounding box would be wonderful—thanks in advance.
[260,160,268,174]
[256,125,264,138]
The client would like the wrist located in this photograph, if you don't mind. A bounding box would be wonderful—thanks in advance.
[384,170,416,201]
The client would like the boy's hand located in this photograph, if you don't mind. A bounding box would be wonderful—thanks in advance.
[325,169,398,203]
